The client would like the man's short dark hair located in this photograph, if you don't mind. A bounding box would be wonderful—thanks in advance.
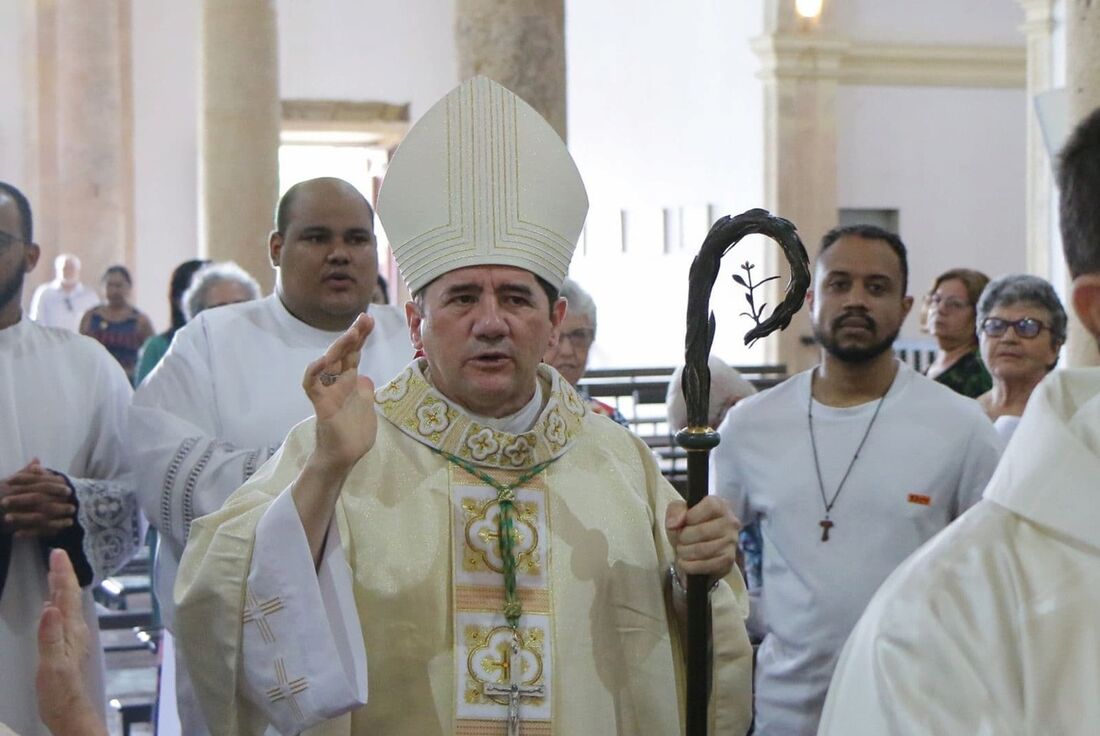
[413,273,560,316]
[274,178,375,235]
[819,224,909,294]
[0,181,33,243]
[1058,106,1100,279]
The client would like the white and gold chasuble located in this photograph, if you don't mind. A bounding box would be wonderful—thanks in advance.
[176,362,753,736]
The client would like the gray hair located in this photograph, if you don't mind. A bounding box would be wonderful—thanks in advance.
[183,261,261,320]
[560,278,597,333]
[976,274,1067,343]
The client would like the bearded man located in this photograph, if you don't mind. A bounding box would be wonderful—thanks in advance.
[710,224,1002,736]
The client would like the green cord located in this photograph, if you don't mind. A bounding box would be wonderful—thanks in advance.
[434,448,556,629]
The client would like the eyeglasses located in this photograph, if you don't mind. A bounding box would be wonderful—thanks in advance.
[926,294,972,313]
[980,317,1049,339]
[560,327,595,349]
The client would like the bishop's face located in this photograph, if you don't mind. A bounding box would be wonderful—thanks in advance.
[408,266,567,418]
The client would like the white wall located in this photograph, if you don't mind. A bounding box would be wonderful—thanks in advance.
[566,0,767,368]
[832,0,1024,46]
[837,84,1028,339]
[277,0,458,118]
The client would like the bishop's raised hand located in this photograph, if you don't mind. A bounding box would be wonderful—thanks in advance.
[302,313,379,474]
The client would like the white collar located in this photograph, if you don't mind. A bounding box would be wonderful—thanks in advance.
[984,368,1100,550]
[466,380,545,434]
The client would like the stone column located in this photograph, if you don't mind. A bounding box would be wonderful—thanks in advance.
[199,0,280,293]
[454,0,566,140]
[1063,0,1100,367]
[53,0,134,293]
[754,0,844,373]
[1018,0,1055,281]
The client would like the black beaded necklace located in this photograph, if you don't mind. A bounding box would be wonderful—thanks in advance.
[807,369,889,542]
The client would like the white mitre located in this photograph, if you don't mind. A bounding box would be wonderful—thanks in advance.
[377,76,588,293]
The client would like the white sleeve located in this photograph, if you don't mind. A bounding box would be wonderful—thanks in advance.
[67,351,143,582]
[819,569,1019,736]
[131,318,279,553]
[709,411,753,525]
[239,488,367,734]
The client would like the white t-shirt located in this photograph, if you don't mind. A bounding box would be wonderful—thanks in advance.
[28,281,100,332]
[711,360,1002,736]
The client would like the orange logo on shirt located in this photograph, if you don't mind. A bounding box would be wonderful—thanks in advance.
[907,493,932,506]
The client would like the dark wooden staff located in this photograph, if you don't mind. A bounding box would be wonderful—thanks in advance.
[677,208,809,736]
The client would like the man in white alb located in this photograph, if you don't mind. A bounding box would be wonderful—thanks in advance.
[711,224,1002,735]
[131,177,412,735]
[175,77,753,735]
[0,182,141,736]
[817,107,1100,736]
[28,253,100,333]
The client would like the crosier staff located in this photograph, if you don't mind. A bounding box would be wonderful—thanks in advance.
[677,208,809,736]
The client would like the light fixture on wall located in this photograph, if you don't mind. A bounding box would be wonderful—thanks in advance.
[795,0,824,19]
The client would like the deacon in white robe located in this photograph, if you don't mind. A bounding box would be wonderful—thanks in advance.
[818,104,1100,736]
[131,176,413,736]
[175,77,753,735]
[818,369,1100,735]
[0,318,141,736]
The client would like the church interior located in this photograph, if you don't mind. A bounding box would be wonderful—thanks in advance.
[2,0,1099,733]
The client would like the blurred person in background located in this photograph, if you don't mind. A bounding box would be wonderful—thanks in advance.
[28,254,99,333]
[134,259,209,385]
[923,268,992,398]
[79,265,154,385]
[544,277,628,426]
[181,261,261,321]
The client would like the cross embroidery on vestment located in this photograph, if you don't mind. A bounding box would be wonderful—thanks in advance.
[265,658,308,721]
[243,591,284,644]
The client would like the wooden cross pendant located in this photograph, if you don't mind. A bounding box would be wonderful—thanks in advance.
[483,634,545,736]
[819,518,834,542]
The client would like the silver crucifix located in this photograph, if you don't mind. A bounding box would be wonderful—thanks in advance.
[483,634,544,736]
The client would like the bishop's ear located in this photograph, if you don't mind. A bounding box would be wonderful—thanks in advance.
[1071,274,1100,338]
[405,299,425,352]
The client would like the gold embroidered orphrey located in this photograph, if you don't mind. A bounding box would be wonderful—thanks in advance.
[377,362,585,735]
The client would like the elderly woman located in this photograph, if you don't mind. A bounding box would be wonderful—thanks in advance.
[181,260,261,321]
[923,268,993,398]
[543,278,628,426]
[976,274,1066,440]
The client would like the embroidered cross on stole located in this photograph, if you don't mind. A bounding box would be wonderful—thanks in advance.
[449,461,554,736]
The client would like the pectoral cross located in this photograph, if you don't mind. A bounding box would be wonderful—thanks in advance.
[819,518,834,542]
[483,634,545,736]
